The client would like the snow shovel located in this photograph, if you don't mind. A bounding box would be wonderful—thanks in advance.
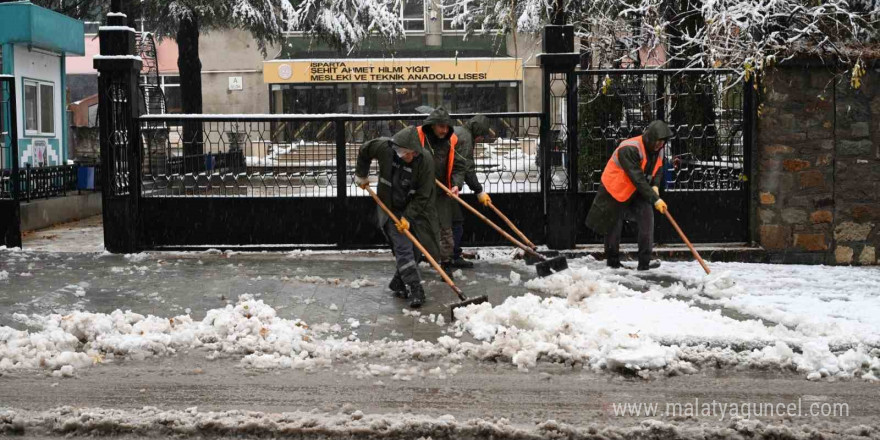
[664,209,711,275]
[363,185,489,319]
[435,180,568,277]
[484,201,562,265]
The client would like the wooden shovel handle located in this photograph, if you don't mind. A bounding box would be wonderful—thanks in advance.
[435,180,543,260]
[664,210,711,275]
[486,201,537,249]
[364,185,464,298]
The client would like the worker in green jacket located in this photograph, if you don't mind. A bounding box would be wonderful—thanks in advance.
[391,107,466,277]
[450,115,493,268]
[354,137,441,308]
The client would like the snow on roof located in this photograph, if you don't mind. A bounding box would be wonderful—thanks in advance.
[98,25,136,32]
[93,55,143,61]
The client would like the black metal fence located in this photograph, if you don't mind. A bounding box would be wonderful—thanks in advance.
[575,69,746,193]
[95,17,754,252]
[571,68,752,243]
[138,113,542,198]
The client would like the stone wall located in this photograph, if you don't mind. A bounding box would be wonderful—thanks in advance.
[756,63,879,265]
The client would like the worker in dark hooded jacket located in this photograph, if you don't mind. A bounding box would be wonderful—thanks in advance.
[585,120,674,270]
[354,137,441,308]
[392,107,466,277]
[450,115,493,268]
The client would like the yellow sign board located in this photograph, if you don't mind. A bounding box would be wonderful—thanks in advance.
[264,58,522,84]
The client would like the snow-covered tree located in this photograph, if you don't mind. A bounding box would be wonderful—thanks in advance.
[287,0,405,50]
[444,0,878,81]
[134,0,403,155]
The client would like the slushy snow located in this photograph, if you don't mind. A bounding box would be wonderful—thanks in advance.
[4,405,875,439]
[2,249,879,381]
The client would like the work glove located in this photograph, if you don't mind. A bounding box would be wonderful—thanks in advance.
[652,186,660,196]
[654,199,668,214]
[477,192,491,206]
[355,174,369,189]
[396,217,410,233]
[449,186,460,196]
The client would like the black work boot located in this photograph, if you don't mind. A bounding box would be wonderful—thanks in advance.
[450,257,474,269]
[637,259,662,271]
[389,272,408,298]
[440,261,455,280]
[407,282,425,308]
[606,258,623,269]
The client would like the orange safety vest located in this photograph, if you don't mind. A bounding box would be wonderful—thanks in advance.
[600,135,663,202]
[416,126,458,188]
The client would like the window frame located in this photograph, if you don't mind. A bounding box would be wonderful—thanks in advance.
[401,0,427,34]
[441,0,499,34]
[160,75,182,113]
[22,78,55,137]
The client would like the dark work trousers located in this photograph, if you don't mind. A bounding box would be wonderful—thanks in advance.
[604,196,654,265]
[452,221,464,260]
[381,218,421,285]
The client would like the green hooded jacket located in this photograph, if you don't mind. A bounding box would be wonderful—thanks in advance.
[451,115,490,222]
[454,114,490,195]
[392,107,466,228]
[585,120,674,235]
[354,137,441,259]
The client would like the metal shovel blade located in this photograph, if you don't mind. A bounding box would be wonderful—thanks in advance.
[524,250,561,266]
[448,295,489,321]
[535,255,568,277]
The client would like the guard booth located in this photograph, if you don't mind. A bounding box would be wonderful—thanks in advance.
[0,2,85,248]
[0,1,85,168]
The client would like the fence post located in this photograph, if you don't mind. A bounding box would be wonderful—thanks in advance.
[743,76,756,245]
[94,10,143,253]
[335,119,347,199]
[1,77,22,248]
[7,80,19,202]
[25,163,31,203]
[538,24,580,250]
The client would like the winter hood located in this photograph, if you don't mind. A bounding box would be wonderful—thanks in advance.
[421,107,454,134]
[465,115,491,138]
[642,120,674,149]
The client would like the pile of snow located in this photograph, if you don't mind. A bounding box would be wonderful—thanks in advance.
[1,295,313,374]
[0,270,8,281]
[450,264,880,379]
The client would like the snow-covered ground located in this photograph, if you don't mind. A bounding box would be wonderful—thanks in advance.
[2,246,878,382]
[458,255,880,380]
[2,405,875,439]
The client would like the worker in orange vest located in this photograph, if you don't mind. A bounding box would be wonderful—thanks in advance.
[392,107,466,278]
[585,120,674,270]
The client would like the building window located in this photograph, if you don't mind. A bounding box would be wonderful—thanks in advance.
[442,6,464,32]
[160,75,182,113]
[402,0,426,32]
[23,79,54,136]
[443,0,498,32]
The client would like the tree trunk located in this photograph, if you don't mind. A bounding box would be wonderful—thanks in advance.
[177,13,204,164]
